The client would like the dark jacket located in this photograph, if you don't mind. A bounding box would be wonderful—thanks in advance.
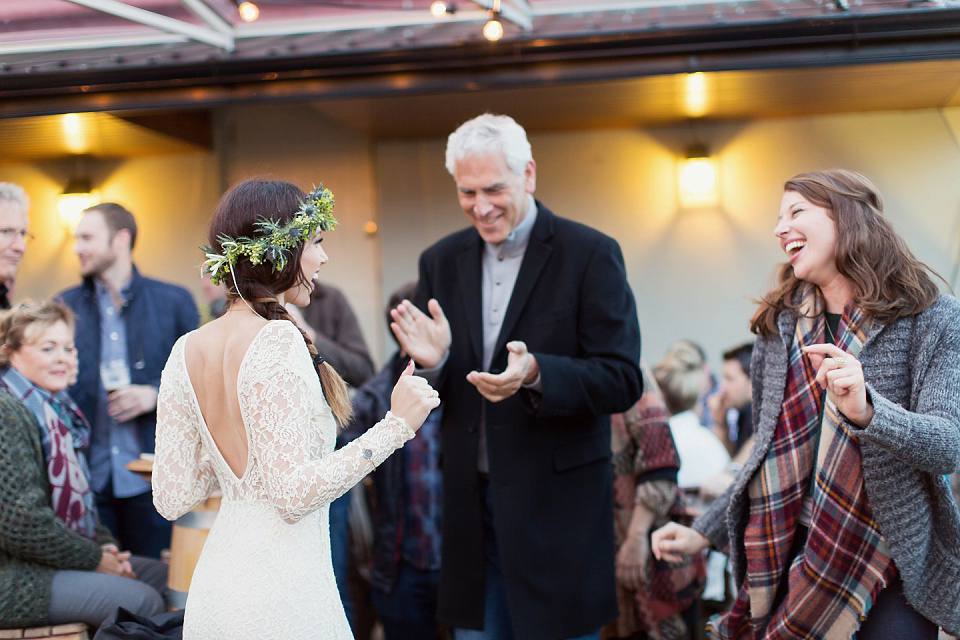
[300,282,374,388]
[58,267,199,457]
[342,352,442,593]
[416,203,642,640]
[0,390,115,628]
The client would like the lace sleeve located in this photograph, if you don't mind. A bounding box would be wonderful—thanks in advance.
[153,338,220,521]
[245,324,415,524]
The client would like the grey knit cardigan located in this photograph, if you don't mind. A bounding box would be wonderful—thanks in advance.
[0,389,114,628]
[693,293,960,635]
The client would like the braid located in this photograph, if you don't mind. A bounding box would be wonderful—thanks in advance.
[247,293,352,428]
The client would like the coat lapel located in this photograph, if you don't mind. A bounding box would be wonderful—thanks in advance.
[457,234,484,366]
[493,204,554,363]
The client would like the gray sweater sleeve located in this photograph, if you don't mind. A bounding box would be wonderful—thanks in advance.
[854,295,960,475]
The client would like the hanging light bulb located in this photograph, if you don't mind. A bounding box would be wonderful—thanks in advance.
[237,1,259,22]
[483,12,504,41]
[430,1,447,15]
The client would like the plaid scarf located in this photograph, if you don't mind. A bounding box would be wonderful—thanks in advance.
[0,366,98,539]
[711,287,895,640]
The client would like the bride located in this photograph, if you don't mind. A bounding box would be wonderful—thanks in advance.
[152,179,440,638]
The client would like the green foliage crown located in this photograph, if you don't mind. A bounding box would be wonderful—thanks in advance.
[201,185,337,286]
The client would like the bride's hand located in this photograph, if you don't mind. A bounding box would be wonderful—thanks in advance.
[390,359,441,431]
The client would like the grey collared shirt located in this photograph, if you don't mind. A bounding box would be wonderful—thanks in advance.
[477,194,539,472]
[88,278,151,498]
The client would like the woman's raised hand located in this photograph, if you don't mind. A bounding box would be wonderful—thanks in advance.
[651,522,710,563]
[390,359,441,431]
[802,343,874,428]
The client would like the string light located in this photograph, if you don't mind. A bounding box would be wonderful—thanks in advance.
[237,1,259,22]
[483,14,503,41]
[430,1,447,15]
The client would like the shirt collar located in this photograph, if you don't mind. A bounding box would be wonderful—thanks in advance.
[94,274,133,300]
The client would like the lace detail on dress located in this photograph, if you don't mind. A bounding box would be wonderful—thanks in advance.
[152,321,414,638]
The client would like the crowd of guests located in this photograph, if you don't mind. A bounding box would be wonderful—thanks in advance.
[0,110,958,640]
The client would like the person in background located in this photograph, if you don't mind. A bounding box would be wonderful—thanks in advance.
[58,203,199,558]
[199,270,227,323]
[0,300,167,630]
[707,343,753,459]
[653,169,960,639]
[653,342,731,494]
[343,281,445,640]
[294,282,375,388]
[603,361,706,640]
[390,113,642,640]
[0,182,31,309]
[670,341,716,431]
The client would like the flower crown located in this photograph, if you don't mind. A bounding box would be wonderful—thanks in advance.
[201,185,337,286]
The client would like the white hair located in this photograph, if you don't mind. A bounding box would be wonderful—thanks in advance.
[0,183,29,215]
[445,113,533,177]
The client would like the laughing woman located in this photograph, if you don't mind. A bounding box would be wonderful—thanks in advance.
[652,169,960,639]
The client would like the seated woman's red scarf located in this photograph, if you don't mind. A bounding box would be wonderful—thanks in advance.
[711,288,895,640]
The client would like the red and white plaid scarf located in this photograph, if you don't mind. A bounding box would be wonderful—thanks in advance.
[711,287,895,640]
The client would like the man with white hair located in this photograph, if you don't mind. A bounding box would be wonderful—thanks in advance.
[0,183,31,309]
[391,114,642,640]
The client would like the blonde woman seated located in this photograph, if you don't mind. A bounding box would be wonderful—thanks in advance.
[0,301,166,630]
[653,342,731,495]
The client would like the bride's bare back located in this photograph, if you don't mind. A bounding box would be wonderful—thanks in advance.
[183,309,270,478]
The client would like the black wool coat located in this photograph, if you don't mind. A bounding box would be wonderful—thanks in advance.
[415,203,642,640]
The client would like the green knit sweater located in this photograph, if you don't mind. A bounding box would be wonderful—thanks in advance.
[0,389,114,628]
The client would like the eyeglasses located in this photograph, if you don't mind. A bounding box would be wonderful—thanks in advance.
[0,228,34,242]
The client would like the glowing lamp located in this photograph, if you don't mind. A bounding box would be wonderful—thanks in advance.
[677,145,719,208]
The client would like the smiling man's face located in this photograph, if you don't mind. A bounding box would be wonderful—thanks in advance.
[454,152,536,245]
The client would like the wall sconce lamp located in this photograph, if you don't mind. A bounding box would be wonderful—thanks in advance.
[677,144,719,208]
[235,0,259,22]
[58,177,99,231]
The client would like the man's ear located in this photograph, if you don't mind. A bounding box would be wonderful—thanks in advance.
[524,160,537,194]
[113,228,132,252]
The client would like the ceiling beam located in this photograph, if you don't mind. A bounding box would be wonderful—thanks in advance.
[178,0,234,36]
[0,32,188,56]
[531,0,766,13]
[62,0,234,50]
[234,8,493,38]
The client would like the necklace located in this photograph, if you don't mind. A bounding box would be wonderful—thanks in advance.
[825,316,837,344]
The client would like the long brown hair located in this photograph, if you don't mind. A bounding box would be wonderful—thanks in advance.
[751,169,940,338]
[209,179,351,426]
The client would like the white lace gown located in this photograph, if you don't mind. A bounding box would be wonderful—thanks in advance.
[152,321,414,639]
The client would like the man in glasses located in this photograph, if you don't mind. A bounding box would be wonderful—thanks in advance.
[0,182,31,309]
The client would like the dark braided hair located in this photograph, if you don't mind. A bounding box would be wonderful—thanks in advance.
[209,179,351,427]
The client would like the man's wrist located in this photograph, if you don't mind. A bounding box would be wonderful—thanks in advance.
[522,354,539,385]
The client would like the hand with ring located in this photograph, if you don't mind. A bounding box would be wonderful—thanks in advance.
[802,344,873,427]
